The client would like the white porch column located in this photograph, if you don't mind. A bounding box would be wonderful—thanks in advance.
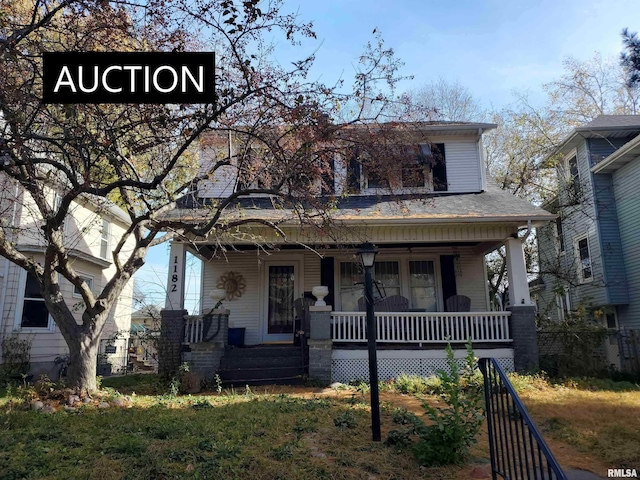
[505,237,532,306]
[165,242,187,310]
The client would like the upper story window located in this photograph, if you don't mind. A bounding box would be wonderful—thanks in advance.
[565,150,581,197]
[100,219,110,260]
[575,233,592,282]
[349,143,447,193]
[555,217,565,253]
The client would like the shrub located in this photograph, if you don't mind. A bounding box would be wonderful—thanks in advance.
[333,410,358,430]
[0,334,32,377]
[413,341,484,467]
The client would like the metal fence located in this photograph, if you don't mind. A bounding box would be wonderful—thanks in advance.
[479,358,567,480]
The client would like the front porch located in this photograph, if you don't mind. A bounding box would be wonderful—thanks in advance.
[160,226,537,383]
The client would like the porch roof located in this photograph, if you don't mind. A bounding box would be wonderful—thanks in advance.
[164,177,554,227]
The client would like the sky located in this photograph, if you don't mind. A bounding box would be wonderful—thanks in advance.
[133,0,640,313]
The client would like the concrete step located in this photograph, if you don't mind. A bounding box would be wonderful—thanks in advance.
[219,365,305,382]
[221,375,306,387]
[220,355,303,369]
[223,345,302,359]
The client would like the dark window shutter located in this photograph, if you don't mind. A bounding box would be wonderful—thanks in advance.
[320,257,335,307]
[347,150,361,194]
[321,158,335,195]
[440,255,457,311]
[432,143,447,192]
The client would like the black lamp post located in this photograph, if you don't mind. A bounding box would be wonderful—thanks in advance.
[358,241,381,442]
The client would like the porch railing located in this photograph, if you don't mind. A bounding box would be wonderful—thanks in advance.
[184,316,204,343]
[331,311,511,343]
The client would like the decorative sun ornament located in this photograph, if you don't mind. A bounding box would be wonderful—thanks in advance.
[216,271,246,300]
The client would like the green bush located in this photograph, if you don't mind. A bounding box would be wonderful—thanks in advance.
[413,341,484,467]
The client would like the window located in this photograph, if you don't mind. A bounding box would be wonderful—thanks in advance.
[20,272,50,328]
[409,261,437,311]
[565,152,581,197]
[555,290,571,321]
[73,275,93,298]
[555,217,565,253]
[423,143,447,191]
[575,234,592,282]
[339,262,364,311]
[100,219,110,259]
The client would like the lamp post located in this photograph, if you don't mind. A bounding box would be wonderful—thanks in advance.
[358,242,381,442]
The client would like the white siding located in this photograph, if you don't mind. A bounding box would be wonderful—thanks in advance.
[613,158,640,328]
[440,137,483,193]
[200,246,489,345]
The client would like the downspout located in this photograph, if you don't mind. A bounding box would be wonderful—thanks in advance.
[520,219,532,242]
[477,128,486,191]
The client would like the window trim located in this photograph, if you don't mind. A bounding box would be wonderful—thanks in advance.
[574,233,593,283]
[100,219,110,260]
[72,273,94,299]
[564,148,579,183]
[555,216,565,255]
[335,254,442,311]
[13,268,55,333]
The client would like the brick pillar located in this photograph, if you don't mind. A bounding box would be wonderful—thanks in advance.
[308,305,333,385]
[159,309,187,376]
[508,305,539,373]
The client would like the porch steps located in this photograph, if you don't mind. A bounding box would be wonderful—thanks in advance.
[218,345,307,386]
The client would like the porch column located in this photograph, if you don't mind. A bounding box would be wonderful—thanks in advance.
[504,237,531,307]
[504,237,538,372]
[308,305,333,385]
[165,242,187,310]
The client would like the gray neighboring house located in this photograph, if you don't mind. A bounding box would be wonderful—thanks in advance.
[536,115,640,339]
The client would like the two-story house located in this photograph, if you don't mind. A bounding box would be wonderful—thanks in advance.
[0,174,135,378]
[161,121,554,384]
[536,115,640,366]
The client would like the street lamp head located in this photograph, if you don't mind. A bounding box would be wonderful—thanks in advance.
[358,242,378,268]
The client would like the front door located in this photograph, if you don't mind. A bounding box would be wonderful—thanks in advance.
[263,263,298,342]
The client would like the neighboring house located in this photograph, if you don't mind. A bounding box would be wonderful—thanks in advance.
[161,122,555,383]
[128,305,160,373]
[536,115,640,339]
[0,174,134,378]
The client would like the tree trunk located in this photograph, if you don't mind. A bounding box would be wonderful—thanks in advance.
[66,333,100,393]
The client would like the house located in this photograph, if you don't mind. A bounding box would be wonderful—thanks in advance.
[128,305,161,373]
[160,122,555,383]
[535,115,640,329]
[0,174,134,378]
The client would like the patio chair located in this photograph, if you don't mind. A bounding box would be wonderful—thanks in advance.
[357,295,409,312]
[445,295,471,312]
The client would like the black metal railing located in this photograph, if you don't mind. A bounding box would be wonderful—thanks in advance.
[479,358,567,480]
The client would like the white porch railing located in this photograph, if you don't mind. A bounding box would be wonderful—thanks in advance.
[184,316,204,343]
[331,311,512,343]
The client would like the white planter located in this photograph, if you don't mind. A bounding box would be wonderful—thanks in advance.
[209,288,227,305]
[312,286,329,306]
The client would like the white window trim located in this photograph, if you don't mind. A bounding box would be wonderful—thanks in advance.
[100,219,111,260]
[574,233,593,284]
[554,217,565,256]
[72,273,94,299]
[563,148,579,183]
[13,268,55,333]
[555,290,571,321]
[334,254,443,311]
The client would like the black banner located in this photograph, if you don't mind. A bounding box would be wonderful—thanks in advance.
[43,52,215,104]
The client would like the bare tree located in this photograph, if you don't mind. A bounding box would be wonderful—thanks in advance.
[0,0,405,392]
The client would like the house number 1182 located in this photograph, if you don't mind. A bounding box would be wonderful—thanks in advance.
[170,255,179,292]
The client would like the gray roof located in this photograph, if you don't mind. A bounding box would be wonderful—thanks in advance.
[166,179,554,227]
[554,115,640,156]
[578,115,640,130]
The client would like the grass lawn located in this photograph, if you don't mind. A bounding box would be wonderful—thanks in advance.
[0,375,638,479]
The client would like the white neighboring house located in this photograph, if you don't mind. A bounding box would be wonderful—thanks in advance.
[0,174,134,378]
